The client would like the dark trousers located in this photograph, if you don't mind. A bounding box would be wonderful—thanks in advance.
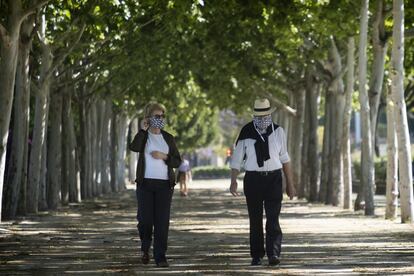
[136,179,173,262]
[243,170,283,259]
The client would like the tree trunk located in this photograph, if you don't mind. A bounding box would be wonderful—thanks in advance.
[38,126,49,211]
[47,90,62,210]
[129,117,139,184]
[88,103,97,197]
[95,100,104,195]
[328,38,345,207]
[61,88,71,205]
[369,0,388,157]
[290,89,305,193]
[358,0,375,215]
[116,114,129,191]
[27,69,52,213]
[110,111,118,192]
[2,17,34,219]
[385,85,398,220]
[327,91,336,205]
[319,88,331,203]
[0,0,22,222]
[78,97,89,199]
[391,0,414,223]
[299,74,311,199]
[101,99,112,194]
[67,95,81,203]
[343,37,355,210]
[307,73,320,202]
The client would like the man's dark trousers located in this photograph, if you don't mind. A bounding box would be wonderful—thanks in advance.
[136,179,173,263]
[243,170,283,259]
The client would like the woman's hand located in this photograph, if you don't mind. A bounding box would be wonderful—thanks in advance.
[151,151,168,160]
[140,118,149,130]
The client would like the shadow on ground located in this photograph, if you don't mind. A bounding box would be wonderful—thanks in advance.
[0,179,413,275]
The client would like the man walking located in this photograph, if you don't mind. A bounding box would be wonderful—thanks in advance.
[229,98,296,266]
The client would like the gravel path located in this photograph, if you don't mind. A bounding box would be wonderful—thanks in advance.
[1,179,413,275]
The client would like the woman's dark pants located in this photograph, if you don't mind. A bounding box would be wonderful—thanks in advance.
[136,179,173,263]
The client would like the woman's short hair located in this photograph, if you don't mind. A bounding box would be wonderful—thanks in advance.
[144,102,166,118]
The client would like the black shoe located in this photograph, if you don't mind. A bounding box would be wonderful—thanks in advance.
[156,260,169,267]
[141,251,150,265]
[251,257,262,266]
[268,255,280,266]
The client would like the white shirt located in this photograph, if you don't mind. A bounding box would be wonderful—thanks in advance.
[178,159,190,172]
[144,132,169,180]
[230,124,290,171]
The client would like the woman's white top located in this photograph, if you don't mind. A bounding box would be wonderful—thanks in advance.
[144,132,169,180]
[230,125,290,172]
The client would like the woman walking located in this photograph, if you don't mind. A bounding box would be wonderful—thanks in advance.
[129,102,181,267]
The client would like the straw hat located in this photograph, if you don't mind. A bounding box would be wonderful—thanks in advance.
[253,98,275,116]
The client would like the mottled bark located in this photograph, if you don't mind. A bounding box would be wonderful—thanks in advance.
[47,90,63,210]
[343,37,355,210]
[385,85,398,220]
[391,0,414,223]
[358,0,375,215]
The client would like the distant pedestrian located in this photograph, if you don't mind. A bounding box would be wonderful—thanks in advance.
[129,102,182,267]
[177,157,192,196]
[229,98,296,266]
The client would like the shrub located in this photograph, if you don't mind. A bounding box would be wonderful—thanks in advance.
[192,166,231,179]
[353,160,387,194]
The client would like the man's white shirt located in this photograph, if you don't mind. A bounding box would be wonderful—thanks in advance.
[230,124,290,172]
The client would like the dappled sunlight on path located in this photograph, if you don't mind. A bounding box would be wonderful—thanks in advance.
[1,179,413,275]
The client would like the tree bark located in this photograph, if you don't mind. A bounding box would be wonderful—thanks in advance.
[88,102,97,197]
[385,85,398,220]
[391,0,414,223]
[129,117,139,184]
[369,0,388,157]
[110,111,118,192]
[78,98,88,199]
[328,38,345,207]
[47,90,63,210]
[343,37,355,210]
[319,88,331,203]
[101,99,112,194]
[358,0,375,215]
[61,84,72,205]
[307,72,320,202]
[95,100,104,195]
[38,125,49,211]
[290,89,305,193]
[299,75,311,199]
[116,114,129,191]
[2,17,34,219]
[67,94,81,203]
[26,47,52,214]
[0,0,22,221]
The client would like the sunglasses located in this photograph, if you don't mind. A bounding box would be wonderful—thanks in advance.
[152,114,165,119]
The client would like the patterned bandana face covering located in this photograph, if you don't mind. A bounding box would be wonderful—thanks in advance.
[149,117,165,129]
[253,115,272,132]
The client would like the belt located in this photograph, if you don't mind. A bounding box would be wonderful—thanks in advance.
[247,170,280,176]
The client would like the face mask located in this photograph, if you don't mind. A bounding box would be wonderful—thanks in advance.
[253,115,272,131]
[149,117,165,129]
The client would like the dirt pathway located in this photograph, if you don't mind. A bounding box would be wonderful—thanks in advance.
[1,179,413,275]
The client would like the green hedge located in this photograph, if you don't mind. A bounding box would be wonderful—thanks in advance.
[353,160,387,194]
[192,166,231,179]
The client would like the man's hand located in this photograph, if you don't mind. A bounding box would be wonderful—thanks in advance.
[230,178,239,196]
[229,169,240,196]
[282,162,296,200]
[151,151,167,160]
[286,182,296,200]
